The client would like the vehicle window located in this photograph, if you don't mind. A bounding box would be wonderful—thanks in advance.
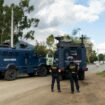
[70,51,77,56]
[14,52,19,56]
[25,52,29,57]
[33,52,38,57]
[2,51,7,56]
[8,52,13,56]
[48,54,52,57]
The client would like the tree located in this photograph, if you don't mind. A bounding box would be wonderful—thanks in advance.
[89,50,97,63]
[72,28,81,36]
[46,34,54,49]
[35,41,48,57]
[98,54,104,61]
[62,34,72,41]
[0,0,4,44]
[85,41,93,63]
[0,0,39,44]
[0,0,10,44]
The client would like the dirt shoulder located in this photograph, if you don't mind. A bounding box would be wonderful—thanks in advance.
[0,66,105,105]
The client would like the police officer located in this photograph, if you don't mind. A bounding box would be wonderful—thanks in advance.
[67,58,80,94]
[49,61,61,92]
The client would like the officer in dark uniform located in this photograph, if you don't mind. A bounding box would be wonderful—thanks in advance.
[49,61,61,92]
[67,58,80,94]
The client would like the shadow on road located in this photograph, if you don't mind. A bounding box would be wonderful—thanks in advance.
[0,74,50,81]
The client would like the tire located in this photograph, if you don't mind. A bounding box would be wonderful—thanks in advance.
[4,69,17,81]
[28,73,35,77]
[38,66,47,77]
[0,72,4,79]
[78,71,85,80]
[81,71,85,80]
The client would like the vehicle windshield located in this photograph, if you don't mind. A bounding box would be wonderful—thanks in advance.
[48,54,53,57]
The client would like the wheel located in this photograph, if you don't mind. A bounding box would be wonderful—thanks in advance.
[78,71,85,80]
[38,66,48,76]
[4,69,17,81]
[0,72,4,79]
[28,73,35,77]
[81,71,85,80]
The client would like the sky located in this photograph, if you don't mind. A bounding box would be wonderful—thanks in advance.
[5,0,105,54]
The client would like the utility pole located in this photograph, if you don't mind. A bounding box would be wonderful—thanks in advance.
[11,7,14,47]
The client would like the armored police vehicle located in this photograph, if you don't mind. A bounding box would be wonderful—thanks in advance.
[0,46,48,80]
[54,35,88,80]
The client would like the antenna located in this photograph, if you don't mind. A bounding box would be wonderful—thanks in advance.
[80,35,85,44]
[11,7,14,47]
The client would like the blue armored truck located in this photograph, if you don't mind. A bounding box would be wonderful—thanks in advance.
[0,47,48,80]
[54,35,88,80]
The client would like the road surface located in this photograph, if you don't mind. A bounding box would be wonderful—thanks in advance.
[0,64,105,105]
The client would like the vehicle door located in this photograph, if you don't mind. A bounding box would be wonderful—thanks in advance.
[32,51,39,70]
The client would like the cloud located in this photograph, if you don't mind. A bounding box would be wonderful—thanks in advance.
[4,0,105,28]
[4,0,105,47]
[95,43,105,54]
[92,40,105,54]
[4,0,19,5]
[35,0,105,30]
[33,0,105,44]
[35,28,64,42]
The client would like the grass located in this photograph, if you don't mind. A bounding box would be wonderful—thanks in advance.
[96,72,105,77]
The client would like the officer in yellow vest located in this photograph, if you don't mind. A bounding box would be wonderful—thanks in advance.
[67,60,80,94]
[49,61,61,92]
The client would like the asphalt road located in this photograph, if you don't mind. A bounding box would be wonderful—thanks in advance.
[87,64,105,72]
[0,64,105,105]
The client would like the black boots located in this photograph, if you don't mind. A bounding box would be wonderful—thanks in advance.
[71,91,74,94]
